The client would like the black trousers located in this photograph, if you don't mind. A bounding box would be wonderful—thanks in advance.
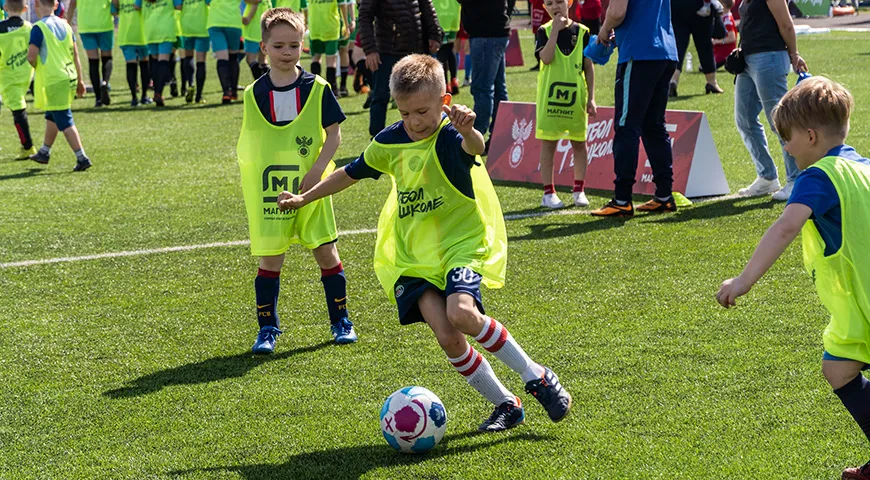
[671,7,716,74]
[612,59,678,201]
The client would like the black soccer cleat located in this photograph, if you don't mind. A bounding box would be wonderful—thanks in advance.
[29,150,50,165]
[73,156,92,172]
[524,367,572,422]
[478,398,525,432]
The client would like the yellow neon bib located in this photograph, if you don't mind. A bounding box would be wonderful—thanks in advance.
[535,21,589,142]
[33,21,77,111]
[0,20,34,110]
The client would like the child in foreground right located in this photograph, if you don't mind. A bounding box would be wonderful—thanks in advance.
[716,77,870,480]
[278,54,573,432]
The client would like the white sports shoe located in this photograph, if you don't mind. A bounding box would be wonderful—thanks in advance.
[541,193,565,209]
[738,177,781,197]
[572,191,590,207]
[771,180,795,201]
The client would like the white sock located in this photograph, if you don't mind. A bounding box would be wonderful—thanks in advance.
[74,148,87,161]
[474,317,545,383]
[39,144,51,155]
[449,344,514,406]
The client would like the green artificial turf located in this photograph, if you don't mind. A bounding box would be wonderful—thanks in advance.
[0,31,868,479]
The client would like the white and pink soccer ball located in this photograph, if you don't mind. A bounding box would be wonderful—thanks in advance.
[380,386,447,453]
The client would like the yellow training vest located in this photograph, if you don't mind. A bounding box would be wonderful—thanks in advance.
[179,0,209,38]
[77,0,114,33]
[365,118,507,301]
[802,156,870,364]
[242,0,270,42]
[432,0,459,33]
[34,20,77,111]
[275,0,301,11]
[208,0,243,29]
[0,20,34,111]
[535,21,589,142]
[117,0,146,46]
[237,75,338,255]
[307,0,340,42]
[142,0,177,44]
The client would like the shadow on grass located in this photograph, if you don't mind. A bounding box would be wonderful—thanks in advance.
[171,431,552,480]
[645,195,777,224]
[509,215,631,241]
[103,341,332,399]
[0,168,69,181]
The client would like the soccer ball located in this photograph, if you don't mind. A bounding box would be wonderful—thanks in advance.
[380,386,447,454]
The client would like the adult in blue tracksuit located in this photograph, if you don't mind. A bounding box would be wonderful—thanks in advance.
[590,0,679,217]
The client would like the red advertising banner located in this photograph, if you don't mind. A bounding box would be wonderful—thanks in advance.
[458,29,524,69]
[486,102,729,197]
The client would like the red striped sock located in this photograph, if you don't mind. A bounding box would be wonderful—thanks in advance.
[474,317,545,383]
[448,344,514,405]
[543,184,556,194]
[573,180,585,193]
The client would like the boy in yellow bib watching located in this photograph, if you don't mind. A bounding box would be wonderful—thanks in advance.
[535,0,595,209]
[28,0,91,171]
[716,77,870,480]
[237,9,356,352]
[68,0,115,107]
[0,0,36,159]
[278,54,572,432]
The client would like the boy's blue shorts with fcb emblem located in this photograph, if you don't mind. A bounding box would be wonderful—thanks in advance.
[823,351,870,370]
[394,267,484,325]
[181,36,211,53]
[80,31,113,51]
[121,45,149,62]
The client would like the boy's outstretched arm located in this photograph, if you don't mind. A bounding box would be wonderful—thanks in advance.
[278,167,358,211]
[443,104,484,156]
[300,122,341,193]
[716,203,812,308]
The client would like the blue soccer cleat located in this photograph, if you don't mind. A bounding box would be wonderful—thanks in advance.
[251,326,283,354]
[330,318,357,344]
[478,397,525,432]
[525,367,572,422]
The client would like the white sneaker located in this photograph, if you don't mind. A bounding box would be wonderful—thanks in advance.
[771,181,795,201]
[572,191,590,207]
[541,193,565,209]
[738,177,781,197]
[696,3,711,16]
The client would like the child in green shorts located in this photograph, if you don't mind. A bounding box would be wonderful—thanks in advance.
[177,0,210,103]
[717,77,870,480]
[535,0,596,209]
[279,54,573,432]
[28,0,91,171]
[0,0,35,159]
[114,0,153,106]
[301,0,348,95]
[68,0,115,107]
[237,9,357,352]
[241,0,269,82]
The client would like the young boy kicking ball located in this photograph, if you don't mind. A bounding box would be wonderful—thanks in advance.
[717,77,870,480]
[279,54,572,431]
[237,9,356,353]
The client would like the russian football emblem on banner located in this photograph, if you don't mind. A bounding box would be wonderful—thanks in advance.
[510,118,534,169]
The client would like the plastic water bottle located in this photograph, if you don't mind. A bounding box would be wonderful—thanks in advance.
[796,71,812,86]
[685,52,694,72]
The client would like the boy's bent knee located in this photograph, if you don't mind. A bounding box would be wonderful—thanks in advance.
[823,359,865,390]
[445,301,481,332]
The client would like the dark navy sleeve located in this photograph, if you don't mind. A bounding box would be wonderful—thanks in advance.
[535,27,547,54]
[787,168,839,217]
[29,24,43,48]
[320,86,346,128]
[344,152,383,180]
[435,123,476,199]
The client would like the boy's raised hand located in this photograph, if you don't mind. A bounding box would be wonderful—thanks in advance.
[277,191,305,211]
[442,104,476,137]
[716,277,751,308]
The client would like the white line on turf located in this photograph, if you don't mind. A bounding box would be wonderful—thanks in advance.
[2,194,744,269]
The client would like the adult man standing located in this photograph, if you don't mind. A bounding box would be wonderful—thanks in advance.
[359,0,442,138]
[460,0,514,150]
[590,0,679,217]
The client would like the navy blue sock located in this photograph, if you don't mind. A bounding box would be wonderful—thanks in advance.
[255,268,280,329]
[834,374,870,442]
[320,262,347,324]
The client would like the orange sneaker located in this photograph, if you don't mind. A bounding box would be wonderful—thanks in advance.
[450,77,460,95]
[637,196,677,213]
[843,461,870,480]
[591,200,634,217]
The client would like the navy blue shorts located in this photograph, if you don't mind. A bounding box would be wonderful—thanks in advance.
[823,351,870,370]
[394,267,485,325]
[44,109,74,131]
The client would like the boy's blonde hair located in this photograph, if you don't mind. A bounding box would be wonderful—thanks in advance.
[261,8,306,42]
[389,54,446,100]
[4,0,25,12]
[773,76,853,141]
